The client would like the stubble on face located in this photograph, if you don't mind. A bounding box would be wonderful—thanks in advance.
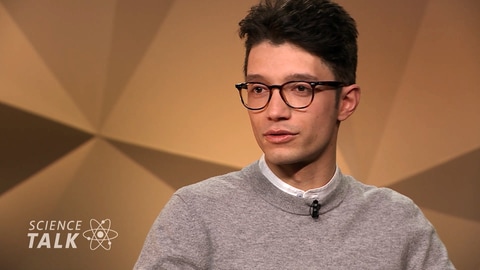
[246,41,340,183]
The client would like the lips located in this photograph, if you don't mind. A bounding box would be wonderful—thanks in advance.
[263,129,298,144]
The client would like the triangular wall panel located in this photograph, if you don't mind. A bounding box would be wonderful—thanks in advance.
[0,103,92,194]
[389,148,480,222]
[107,138,238,190]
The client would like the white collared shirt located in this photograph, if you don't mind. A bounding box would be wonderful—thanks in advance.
[259,155,339,200]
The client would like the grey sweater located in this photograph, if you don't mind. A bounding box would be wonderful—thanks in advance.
[135,161,454,269]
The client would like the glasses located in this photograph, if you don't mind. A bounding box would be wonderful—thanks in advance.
[235,81,344,110]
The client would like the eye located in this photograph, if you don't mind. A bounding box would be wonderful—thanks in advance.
[288,82,313,96]
[295,84,309,91]
[248,83,269,95]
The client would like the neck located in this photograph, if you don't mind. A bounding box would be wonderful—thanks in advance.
[266,155,336,191]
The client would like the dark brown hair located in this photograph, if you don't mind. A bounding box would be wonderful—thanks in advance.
[239,0,358,85]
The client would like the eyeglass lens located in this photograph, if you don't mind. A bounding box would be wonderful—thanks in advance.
[240,81,314,109]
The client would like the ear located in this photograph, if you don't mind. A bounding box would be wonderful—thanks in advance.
[338,84,360,121]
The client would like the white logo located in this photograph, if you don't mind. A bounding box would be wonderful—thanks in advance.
[82,219,118,250]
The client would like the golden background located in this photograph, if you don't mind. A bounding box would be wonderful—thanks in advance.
[0,0,479,269]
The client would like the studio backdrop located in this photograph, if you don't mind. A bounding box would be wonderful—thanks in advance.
[0,0,479,269]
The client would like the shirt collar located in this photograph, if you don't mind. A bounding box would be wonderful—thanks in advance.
[259,155,340,200]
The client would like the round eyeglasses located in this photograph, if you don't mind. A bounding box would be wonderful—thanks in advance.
[234,81,344,110]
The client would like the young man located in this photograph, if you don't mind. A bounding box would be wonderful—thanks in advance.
[135,0,454,269]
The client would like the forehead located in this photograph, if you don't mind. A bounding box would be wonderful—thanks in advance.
[246,41,334,82]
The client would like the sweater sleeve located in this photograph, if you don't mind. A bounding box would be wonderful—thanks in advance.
[404,204,455,270]
[134,193,210,270]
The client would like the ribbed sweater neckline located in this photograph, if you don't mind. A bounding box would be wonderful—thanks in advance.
[241,161,350,217]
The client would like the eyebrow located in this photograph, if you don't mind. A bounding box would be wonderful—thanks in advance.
[245,73,320,82]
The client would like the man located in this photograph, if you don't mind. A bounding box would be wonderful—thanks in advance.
[135,0,454,269]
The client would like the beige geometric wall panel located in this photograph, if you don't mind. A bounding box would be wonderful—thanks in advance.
[0,0,478,269]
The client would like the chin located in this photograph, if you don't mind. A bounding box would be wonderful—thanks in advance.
[264,151,304,166]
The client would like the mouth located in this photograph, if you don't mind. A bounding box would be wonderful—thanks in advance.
[263,130,298,144]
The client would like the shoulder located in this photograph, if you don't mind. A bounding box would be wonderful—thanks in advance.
[342,176,453,269]
[345,176,430,226]
[174,161,259,202]
[341,176,437,248]
[177,170,242,197]
[348,176,415,207]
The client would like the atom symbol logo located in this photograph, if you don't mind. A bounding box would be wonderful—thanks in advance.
[82,219,118,251]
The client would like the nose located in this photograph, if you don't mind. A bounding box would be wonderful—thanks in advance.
[266,89,291,121]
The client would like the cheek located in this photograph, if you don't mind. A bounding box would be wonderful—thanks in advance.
[307,106,338,137]
[248,113,262,136]
[309,101,337,123]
